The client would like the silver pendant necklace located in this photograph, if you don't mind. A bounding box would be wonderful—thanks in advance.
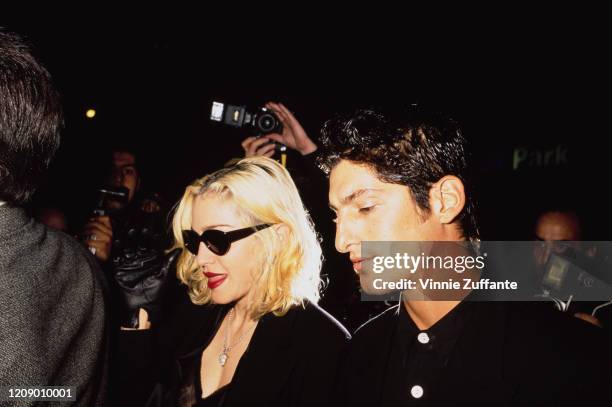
[218,308,256,367]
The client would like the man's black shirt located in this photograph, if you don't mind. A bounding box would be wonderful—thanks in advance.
[382,299,473,405]
[339,297,612,406]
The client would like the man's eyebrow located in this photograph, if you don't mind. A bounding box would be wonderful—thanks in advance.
[343,188,379,204]
[329,188,380,211]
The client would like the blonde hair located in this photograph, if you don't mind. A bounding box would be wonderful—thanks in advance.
[171,157,323,320]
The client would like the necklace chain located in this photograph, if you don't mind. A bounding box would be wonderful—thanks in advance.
[218,308,256,366]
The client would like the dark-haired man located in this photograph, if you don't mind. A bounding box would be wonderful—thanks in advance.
[0,30,107,405]
[315,108,611,405]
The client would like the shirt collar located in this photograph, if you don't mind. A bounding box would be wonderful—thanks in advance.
[397,295,475,350]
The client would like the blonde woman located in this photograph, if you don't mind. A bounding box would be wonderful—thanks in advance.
[119,157,349,407]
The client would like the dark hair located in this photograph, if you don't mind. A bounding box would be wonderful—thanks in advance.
[533,205,583,239]
[106,134,153,180]
[317,106,479,241]
[0,30,63,205]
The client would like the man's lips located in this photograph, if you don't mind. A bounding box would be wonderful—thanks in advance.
[204,272,227,289]
[350,257,372,272]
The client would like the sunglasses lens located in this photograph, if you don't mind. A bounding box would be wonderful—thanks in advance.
[203,229,230,255]
[182,230,200,255]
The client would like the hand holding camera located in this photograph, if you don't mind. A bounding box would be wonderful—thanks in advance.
[262,102,317,156]
[83,215,114,262]
[211,100,317,157]
[242,136,276,158]
[82,186,128,262]
[239,102,318,158]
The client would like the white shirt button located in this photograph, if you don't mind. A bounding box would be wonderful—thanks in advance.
[411,385,424,399]
[417,332,430,344]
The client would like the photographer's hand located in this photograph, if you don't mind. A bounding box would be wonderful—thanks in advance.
[264,102,317,155]
[83,216,113,262]
[242,136,276,158]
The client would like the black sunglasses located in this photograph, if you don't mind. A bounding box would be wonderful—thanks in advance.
[182,224,272,256]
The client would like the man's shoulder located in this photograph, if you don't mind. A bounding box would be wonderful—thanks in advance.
[502,302,611,369]
[351,304,399,344]
[338,304,399,379]
[1,210,96,269]
[37,224,101,270]
[496,302,612,402]
[2,217,105,297]
[291,300,352,344]
[505,301,604,340]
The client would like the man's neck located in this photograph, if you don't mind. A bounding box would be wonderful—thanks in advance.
[402,239,476,330]
[402,299,461,330]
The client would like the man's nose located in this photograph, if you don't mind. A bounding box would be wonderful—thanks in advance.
[111,170,123,186]
[335,217,353,254]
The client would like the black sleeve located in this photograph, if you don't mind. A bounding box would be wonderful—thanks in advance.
[115,329,159,406]
[289,308,351,407]
[506,304,612,405]
[556,320,612,405]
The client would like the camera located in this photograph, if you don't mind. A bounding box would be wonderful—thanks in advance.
[210,101,284,137]
[92,186,129,217]
[210,100,289,160]
[539,245,612,300]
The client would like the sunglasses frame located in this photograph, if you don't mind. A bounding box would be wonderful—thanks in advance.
[182,224,272,256]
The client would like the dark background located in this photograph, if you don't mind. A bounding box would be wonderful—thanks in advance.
[3,22,606,241]
[2,20,607,328]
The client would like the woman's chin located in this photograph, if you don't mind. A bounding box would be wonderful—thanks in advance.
[210,288,237,305]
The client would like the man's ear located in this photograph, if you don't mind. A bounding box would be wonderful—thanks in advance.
[429,175,466,224]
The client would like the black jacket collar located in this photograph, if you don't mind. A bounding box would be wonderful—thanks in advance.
[173,303,303,406]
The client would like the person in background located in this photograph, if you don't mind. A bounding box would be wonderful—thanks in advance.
[533,207,612,328]
[0,29,108,406]
[81,145,176,328]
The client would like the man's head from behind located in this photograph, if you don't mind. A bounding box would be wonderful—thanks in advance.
[0,30,63,206]
[318,107,479,272]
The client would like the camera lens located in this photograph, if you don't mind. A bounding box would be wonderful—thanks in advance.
[257,113,277,133]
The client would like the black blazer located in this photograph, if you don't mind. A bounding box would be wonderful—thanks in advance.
[118,298,350,406]
[338,301,612,406]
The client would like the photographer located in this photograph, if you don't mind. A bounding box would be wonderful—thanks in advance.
[82,145,179,329]
[83,147,161,260]
[241,102,318,158]
[533,207,612,329]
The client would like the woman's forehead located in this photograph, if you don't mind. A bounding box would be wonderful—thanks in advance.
[192,193,242,226]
